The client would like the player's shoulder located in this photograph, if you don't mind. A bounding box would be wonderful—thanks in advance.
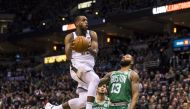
[89,30,96,33]
[89,30,97,36]
[64,33,74,44]
[130,70,139,81]
[109,70,118,76]
[65,32,74,40]
[111,70,117,73]
[104,71,113,78]
[105,96,110,101]
[65,32,73,37]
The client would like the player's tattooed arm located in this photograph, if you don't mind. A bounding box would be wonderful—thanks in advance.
[130,71,140,109]
[65,33,74,61]
[99,72,112,86]
[89,31,98,57]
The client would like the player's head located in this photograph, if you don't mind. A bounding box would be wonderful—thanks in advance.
[97,84,107,95]
[120,54,134,67]
[74,15,88,30]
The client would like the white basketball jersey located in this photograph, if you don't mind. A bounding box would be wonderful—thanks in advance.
[71,30,95,70]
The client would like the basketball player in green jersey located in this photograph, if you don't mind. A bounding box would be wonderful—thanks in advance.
[99,54,139,109]
[92,84,110,109]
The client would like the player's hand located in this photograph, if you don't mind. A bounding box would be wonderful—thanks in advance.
[86,41,92,50]
[70,41,75,49]
[81,40,91,52]
[88,41,91,48]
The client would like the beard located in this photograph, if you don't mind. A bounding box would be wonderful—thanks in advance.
[120,60,131,67]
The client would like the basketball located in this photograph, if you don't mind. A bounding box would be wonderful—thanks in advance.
[73,36,90,52]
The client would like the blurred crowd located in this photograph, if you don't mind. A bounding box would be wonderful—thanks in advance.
[0,62,77,109]
[0,33,190,109]
[98,0,188,16]
[0,0,188,35]
[0,0,190,109]
[0,0,76,34]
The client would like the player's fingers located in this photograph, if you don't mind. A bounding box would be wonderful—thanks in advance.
[71,41,75,45]
[71,41,75,46]
[88,41,91,47]
[71,41,75,48]
[71,45,75,49]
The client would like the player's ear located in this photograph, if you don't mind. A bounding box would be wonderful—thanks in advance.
[131,60,134,65]
[74,23,78,27]
[74,20,80,27]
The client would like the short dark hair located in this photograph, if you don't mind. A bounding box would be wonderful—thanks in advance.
[74,16,81,23]
[74,15,87,23]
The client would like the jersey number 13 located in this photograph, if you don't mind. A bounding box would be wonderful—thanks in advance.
[111,83,121,94]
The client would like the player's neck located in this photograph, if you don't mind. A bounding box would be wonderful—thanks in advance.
[120,66,130,72]
[96,94,105,102]
[76,28,86,36]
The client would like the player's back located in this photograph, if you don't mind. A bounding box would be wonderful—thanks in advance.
[108,70,132,103]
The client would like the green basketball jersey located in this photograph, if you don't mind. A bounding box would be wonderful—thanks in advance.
[108,69,132,103]
[92,96,110,109]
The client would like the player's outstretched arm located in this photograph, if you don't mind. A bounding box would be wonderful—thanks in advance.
[130,71,140,109]
[89,31,98,57]
[65,34,74,61]
[99,72,112,86]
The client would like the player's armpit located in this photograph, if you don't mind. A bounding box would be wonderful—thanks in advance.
[99,72,112,86]
[129,71,140,109]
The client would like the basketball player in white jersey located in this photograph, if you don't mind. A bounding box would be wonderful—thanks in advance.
[45,16,100,109]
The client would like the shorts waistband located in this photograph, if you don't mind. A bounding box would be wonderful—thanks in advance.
[110,102,129,106]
